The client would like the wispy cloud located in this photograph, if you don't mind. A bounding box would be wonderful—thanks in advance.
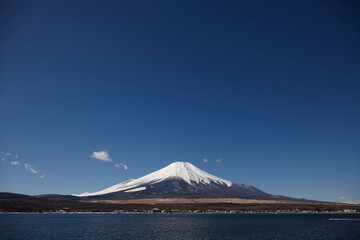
[2,150,45,178]
[339,196,359,204]
[90,150,112,162]
[11,161,20,166]
[24,163,38,174]
[114,162,128,170]
[24,163,30,171]
[0,151,12,161]
[216,158,222,163]
[203,158,208,163]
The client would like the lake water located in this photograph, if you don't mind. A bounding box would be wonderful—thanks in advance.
[1,213,359,239]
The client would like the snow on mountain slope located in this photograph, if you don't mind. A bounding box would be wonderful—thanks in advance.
[74,162,232,197]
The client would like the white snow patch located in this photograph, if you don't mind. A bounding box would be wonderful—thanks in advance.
[125,186,146,193]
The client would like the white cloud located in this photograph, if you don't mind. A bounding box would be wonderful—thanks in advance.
[203,158,208,163]
[24,163,38,174]
[15,155,18,159]
[216,158,222,163]
[5,153,11,157]
[339,196,359,204]
[114,162,128,170]
[24,163,29,171]
[1,157,5,161]
[90,150,112,162]
[11,161,20,166]
[40,174,45,179]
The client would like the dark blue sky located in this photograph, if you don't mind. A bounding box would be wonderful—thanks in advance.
[0,0,359,203]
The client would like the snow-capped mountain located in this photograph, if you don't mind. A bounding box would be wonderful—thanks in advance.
[75,162,232,197]
[74,162,290,200]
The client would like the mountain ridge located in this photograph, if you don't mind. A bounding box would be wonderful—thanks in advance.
[74,162,295,201]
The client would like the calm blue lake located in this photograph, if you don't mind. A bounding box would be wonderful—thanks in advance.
[1,213,359,239]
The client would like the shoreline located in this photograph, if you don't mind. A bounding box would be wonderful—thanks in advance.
[1,211,359,214]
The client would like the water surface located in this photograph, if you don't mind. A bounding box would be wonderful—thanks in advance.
[1,213,359,239]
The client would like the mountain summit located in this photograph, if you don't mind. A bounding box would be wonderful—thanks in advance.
[74,162,291,200]
[75,162,232,197]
